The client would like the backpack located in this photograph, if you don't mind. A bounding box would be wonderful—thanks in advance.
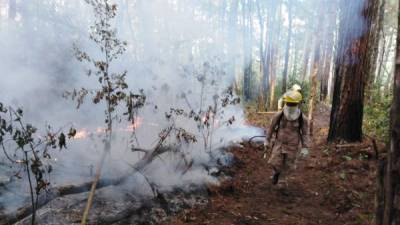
[273,111,304,145]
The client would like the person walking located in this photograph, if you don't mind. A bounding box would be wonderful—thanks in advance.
[265,90,310,185]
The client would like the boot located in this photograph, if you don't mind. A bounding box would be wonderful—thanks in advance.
[272,171,280,185]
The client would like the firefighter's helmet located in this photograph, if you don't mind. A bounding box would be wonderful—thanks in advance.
[283,91,302,104]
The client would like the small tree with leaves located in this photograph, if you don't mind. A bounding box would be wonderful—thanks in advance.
[0,103,75,225]
[65,0,145,223]
[168,60,240,157]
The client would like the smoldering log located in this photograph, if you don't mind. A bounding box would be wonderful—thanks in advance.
[0,178,123,225]
[0,145,177,225]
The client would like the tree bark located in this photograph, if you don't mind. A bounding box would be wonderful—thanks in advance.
[328,0,379,143]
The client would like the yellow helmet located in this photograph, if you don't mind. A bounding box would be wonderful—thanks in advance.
[283,90,303,103]
[291,84,302,92]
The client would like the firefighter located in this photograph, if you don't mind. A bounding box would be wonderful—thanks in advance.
[277,84,302,110]
[265,90,310,185]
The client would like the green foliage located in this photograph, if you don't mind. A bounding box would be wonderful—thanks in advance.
[66,0,146,136]
[363,89,391,142]
[169,80,241,151]
[0,103,74,224]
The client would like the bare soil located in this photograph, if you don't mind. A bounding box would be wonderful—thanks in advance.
[165,104,384,225]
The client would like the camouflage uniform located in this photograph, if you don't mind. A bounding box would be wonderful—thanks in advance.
[266,112,310,174]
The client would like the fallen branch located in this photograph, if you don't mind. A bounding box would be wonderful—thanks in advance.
[0,177,123,225]
[335,143,368,149]
[256,111,279,115]
[0,142,177,225]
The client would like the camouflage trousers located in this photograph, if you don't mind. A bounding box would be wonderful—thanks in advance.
[267,143,298,174]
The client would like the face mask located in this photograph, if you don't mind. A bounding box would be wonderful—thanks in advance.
[283,105,301,121]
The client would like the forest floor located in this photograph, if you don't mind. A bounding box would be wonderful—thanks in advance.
[165,104,385,225]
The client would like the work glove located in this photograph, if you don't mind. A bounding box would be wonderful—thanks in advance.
[299,148,310,158]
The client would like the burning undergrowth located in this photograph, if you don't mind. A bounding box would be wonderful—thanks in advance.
[0,0,264,224]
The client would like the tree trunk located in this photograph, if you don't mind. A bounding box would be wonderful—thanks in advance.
[282,0,292,93]
[291,40,299,80]
[242,0,253,101]
[327,0,379,143]
[376,2,400,223]
[256,1,267,111]
[268,1,281,110]
[320,1,337,102]
[308,5,323,136]
[381,34,395,97]
[301,31,312,83]
[385,60,395,97]
[366,0,385,103]
[229,0,240,94]
[328,9,341,100]
[375,0,387,82]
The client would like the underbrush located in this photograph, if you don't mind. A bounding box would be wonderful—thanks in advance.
[363,91,391,143]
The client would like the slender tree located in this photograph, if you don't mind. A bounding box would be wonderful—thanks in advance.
[256,0,267,111]
[69,1,144,223]
[242,0,253,101]
[263,0,279,109]
[268,0,282,109]
[228,0,240,93]
[366,0,386,102]
[319,1,336,102]
[301,26,312,83]
[328,0,379,142]
[282,0,293,93]
[308,3,324,136]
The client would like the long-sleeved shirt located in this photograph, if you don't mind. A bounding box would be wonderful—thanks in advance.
[266,112,310,153]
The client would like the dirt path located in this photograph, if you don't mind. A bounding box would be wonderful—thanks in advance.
[165,105,380,225]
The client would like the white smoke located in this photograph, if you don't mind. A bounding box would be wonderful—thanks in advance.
[0,0,262,213]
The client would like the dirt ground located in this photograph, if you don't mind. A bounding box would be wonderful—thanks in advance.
[165,104,383,225]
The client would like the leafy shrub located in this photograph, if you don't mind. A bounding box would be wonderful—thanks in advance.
[363,90,391,142]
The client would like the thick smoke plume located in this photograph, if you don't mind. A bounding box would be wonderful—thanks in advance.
[0,0,374,217]
[0,0,262,212]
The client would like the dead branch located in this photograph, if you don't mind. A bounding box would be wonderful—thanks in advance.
[335,143,367,149]
[256,111,279,115]
[0,177,123,225]
[0,140,178,225]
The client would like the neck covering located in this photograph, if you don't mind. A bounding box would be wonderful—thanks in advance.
[283,105,301,121]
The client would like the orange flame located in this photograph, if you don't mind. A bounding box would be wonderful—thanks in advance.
[73,117,145,140]
[125,117,144,131]
[74,129,89,139]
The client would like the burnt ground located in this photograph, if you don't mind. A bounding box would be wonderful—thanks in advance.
[165,104,384,225]
[0,104,384,225]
